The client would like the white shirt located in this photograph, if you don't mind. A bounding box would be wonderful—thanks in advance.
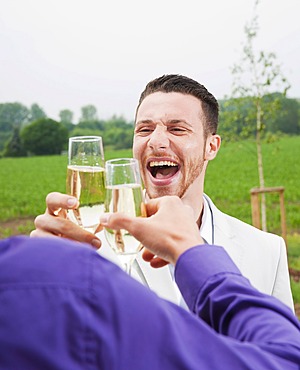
[200,195,214,244]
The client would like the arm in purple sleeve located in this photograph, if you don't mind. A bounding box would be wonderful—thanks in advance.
[89,244,300,369]
[0,237,299,369]
[175,245,300,368]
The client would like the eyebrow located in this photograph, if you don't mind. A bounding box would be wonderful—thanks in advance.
[135,119,192,127]
[135,119,153,126]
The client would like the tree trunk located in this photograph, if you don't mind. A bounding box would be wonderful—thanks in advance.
[256,102,267,231]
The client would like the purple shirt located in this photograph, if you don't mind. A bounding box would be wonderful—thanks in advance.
[0,236,299,369]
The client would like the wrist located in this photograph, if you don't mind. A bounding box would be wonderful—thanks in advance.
[172,236,204,264]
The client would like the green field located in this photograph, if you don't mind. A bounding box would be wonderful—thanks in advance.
[0,148,133,235]
[0,137,299,314]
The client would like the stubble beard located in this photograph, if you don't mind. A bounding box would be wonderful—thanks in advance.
[144,155,205,200]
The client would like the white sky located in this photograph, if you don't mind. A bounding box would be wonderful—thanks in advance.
[0,0,299,122]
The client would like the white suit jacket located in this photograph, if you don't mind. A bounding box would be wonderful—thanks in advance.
[97,194,294,311]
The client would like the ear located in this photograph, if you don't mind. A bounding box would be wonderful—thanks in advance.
[204,134,221,161]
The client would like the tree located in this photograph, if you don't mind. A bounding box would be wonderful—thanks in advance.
[0,102,30,152]
[59,109,74,124]
[101,116,134,149]
[230,0,290,231]
[29,103,46,122]
[79,105,98,122]
[21,118,68,155]
[59,109,75,133]
[3,126,26,157]
[0,102,29,131]
[75,119,104,131]
[219,95,300,140]
[69,127,103,138]
[263,94,299,134]
[104,115,128,129]
[219,97,257,142]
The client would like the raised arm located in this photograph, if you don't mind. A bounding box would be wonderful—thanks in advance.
[99,195,300,368]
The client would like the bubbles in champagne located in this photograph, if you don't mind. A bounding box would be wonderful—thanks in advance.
[105,184,145,258]
[66,165,105,232]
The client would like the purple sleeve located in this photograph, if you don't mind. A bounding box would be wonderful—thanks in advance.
[175,245,300,366]
[0,237,299,369]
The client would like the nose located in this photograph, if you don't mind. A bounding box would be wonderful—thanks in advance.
[148,126,169,151]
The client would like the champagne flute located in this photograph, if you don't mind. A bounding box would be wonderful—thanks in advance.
[104,158,146,275]
[66,136,105,233]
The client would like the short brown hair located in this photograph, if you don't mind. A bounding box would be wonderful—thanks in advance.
[136,74,219,135]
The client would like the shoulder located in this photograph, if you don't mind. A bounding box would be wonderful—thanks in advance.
[0,236,105,289]
[0,236,121,367]
[203,195,293,307]
[204,194,284,246]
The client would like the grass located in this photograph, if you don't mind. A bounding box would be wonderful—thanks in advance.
[287,234,300,312]
[204,136,300,233]
[0,148,132,221]
[0,136,299,315]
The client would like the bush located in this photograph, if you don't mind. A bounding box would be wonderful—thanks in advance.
[21,118,68,155]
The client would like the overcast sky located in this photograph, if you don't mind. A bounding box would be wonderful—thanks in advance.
[0,0,299,122]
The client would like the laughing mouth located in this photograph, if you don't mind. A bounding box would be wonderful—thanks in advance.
[148,160,179,179]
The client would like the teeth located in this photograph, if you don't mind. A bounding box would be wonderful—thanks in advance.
[149,161,177,167]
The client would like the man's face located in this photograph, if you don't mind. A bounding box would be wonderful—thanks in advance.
[133,92,207,199]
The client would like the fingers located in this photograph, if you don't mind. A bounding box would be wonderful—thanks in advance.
[100,211,174,264]
[30,192,102,249]
[142,248,155,262]
[33,214,102,249]
[149,258,169,268]
[30,229,59,238]
[45,192,79,216]
[142,249,169,268]
[100,195,203,266]
[144,196,182,216]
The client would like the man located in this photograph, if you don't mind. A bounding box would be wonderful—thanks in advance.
[1,197,299,369]
[31,74,294,310]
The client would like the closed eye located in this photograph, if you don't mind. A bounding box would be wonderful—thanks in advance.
[170,127,185,132]
[135,127,154,135]
[169,127,188,135]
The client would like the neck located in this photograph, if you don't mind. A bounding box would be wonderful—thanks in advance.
[180,174,205,227]
[180,179,204,227]
[181,193,204,228]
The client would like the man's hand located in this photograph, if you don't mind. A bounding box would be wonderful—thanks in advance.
[100,196,204,266]
[30,192,102,249]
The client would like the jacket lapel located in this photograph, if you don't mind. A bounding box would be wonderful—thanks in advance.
[135,253,180,304]
[204,194,244,268]
[97,230,180,304]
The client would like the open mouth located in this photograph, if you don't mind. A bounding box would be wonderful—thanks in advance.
[147,160,179,179]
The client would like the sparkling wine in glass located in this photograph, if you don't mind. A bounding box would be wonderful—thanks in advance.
[104,158,146,275]
[66,136,105,233]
